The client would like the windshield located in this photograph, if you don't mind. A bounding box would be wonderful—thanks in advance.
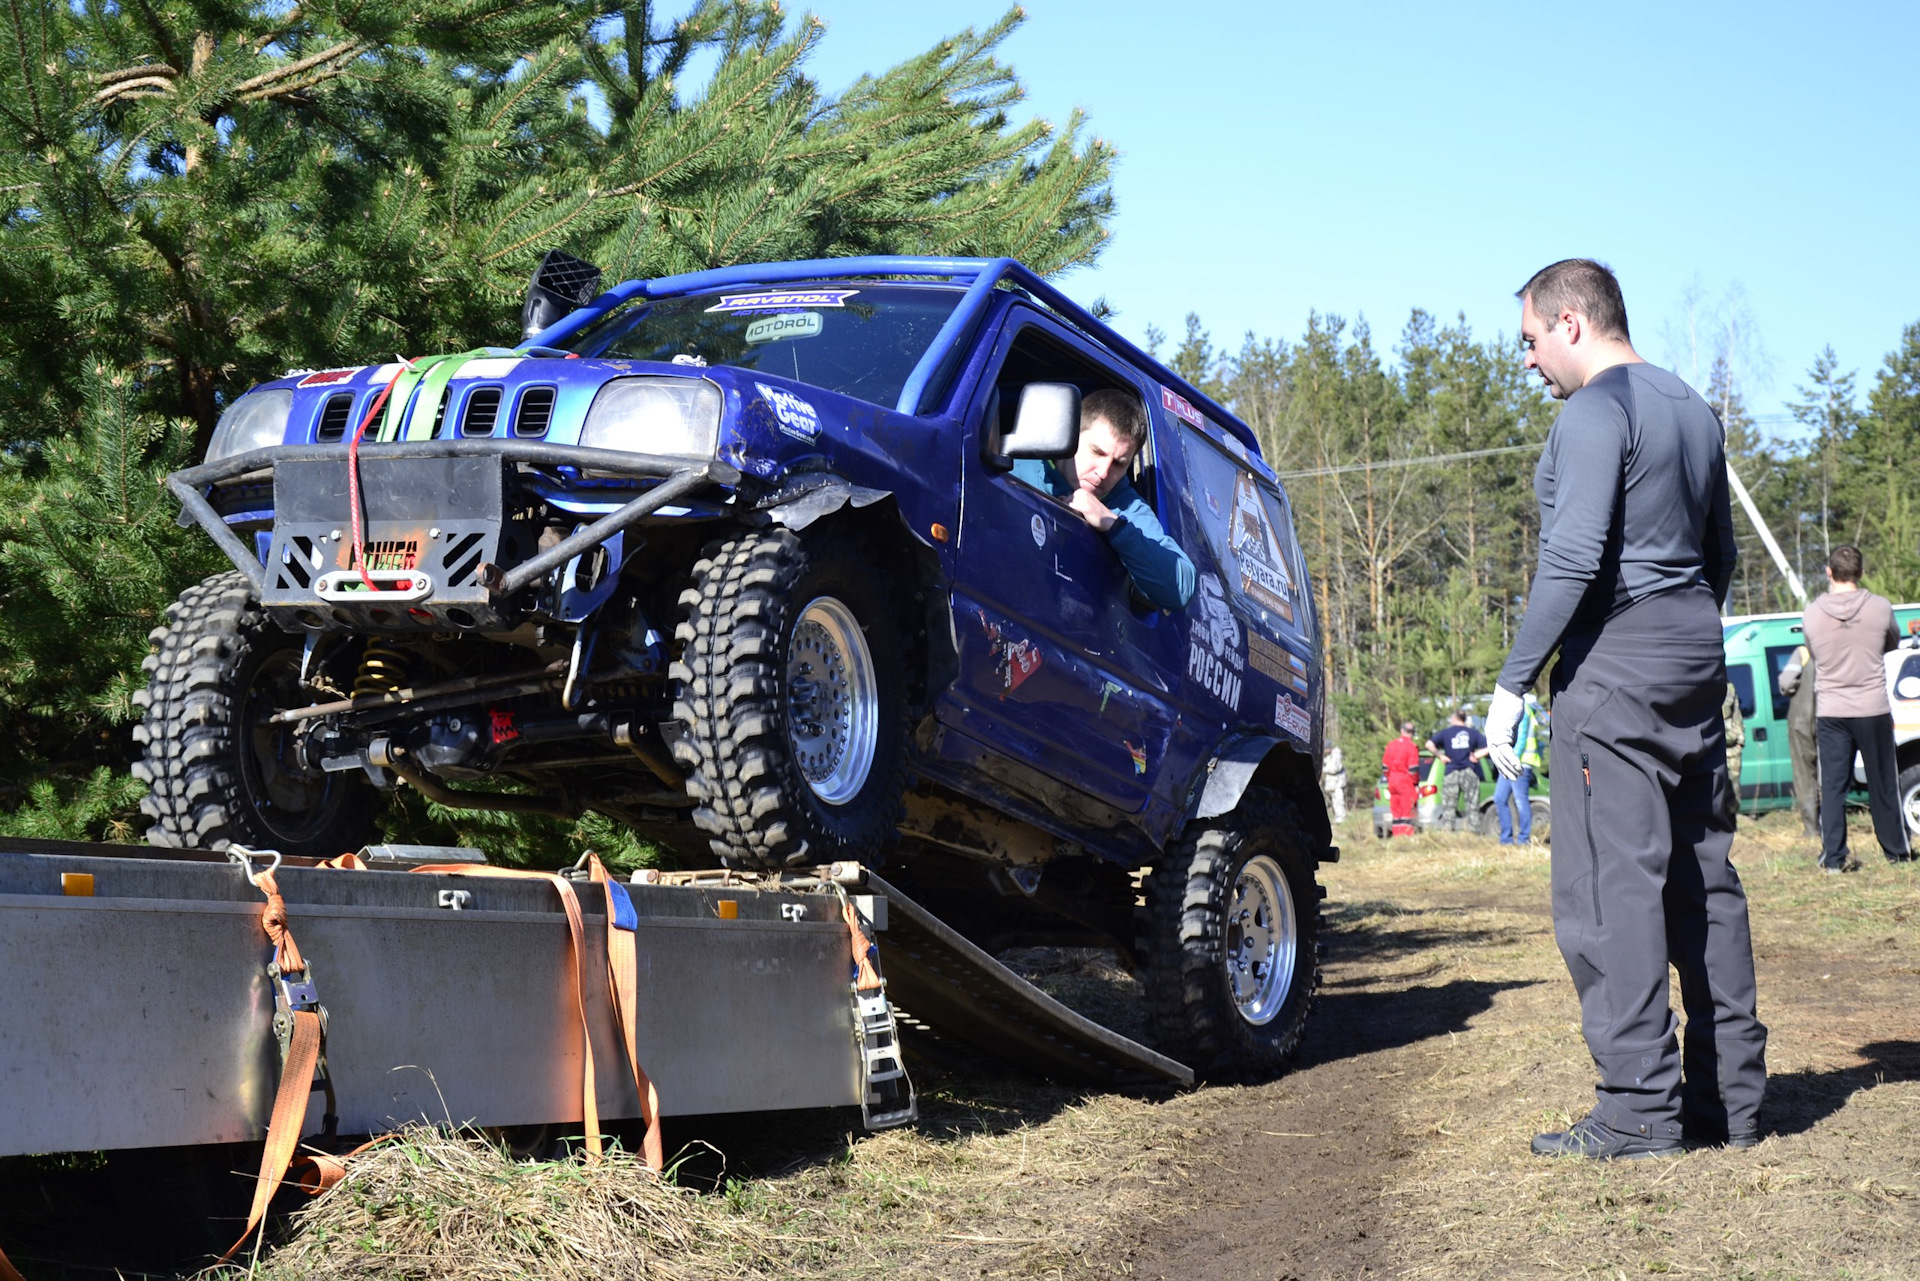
[571,284,965,409]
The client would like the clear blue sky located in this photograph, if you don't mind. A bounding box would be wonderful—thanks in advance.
[794,0,1919,429]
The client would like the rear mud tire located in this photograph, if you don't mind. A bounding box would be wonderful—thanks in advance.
[1139,786,1325,1082]
[670,527,910,869]
[134,571,377,857]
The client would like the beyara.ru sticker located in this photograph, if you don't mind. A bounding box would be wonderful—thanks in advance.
[1186,573,1244,712]
[1229,472,1296,622]
[754,382,820,441]
[744,312,824,344]
[1275,691,1311,741]
[708,289,858,313]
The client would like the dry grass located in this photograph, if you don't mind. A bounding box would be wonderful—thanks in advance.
[1328,813,1920,1281]
[217,812,1919,1280]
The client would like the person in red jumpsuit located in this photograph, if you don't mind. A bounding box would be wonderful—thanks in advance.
[1382,720,1422,832]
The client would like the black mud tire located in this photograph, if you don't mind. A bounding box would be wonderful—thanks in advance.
[669,527,910,869]
[133,571,377,857]
[1139,786,1325,1082]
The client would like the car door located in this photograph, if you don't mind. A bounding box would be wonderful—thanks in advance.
[936,310,1186,816]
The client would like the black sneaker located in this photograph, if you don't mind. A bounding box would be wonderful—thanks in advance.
[1821,859,1860,875]
[1532,1115,1682,1160]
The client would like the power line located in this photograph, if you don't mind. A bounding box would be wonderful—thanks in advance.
[1272,441,1545,480]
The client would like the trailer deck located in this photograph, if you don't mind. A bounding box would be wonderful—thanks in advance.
[0,840,1189,1163]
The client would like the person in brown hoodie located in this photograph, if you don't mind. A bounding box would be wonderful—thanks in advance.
[1801,545,1913,871]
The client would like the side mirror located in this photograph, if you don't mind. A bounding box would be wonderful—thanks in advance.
[520,250,604,340]
[1001,382,1081,459]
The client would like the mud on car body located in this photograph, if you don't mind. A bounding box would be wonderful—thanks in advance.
[145,253,1335,1079]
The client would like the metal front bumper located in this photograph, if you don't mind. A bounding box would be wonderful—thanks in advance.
[168,441,739,631]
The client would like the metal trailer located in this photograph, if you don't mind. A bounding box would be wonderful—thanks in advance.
[0,838,1188,1166]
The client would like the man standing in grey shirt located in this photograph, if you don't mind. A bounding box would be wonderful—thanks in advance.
[1483,259,1767,1159]
[1801,544,1911,870]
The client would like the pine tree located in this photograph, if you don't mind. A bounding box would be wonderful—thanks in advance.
[0,0,1116,839]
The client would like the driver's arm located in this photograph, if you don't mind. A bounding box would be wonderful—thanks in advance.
[1102,478,1195,610]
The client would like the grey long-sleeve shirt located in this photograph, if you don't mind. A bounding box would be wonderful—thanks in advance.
[1498,363,1737,692]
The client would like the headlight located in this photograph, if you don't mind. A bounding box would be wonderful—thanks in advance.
[206,389,294,462]
[580,377,721,457]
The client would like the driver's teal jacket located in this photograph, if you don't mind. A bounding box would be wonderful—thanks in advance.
[1009,459,1196,611]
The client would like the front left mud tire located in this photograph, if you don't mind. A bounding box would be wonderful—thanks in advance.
[670,527,911,869]
[134,571,378,857]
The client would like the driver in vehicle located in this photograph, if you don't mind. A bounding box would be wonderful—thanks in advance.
[1011,388,1196,611]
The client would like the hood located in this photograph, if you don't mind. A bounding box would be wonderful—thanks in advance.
[1812,589,1873,624]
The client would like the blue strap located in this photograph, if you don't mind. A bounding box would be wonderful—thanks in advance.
[605,878,637,932]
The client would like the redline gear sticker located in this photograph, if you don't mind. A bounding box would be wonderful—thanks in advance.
[1229,472,1296,621]
[978,610,1043,697]
[1160,385,1205,429]
[708,289,858,313]
[297,367,361,387]
[754,382,821,440]
[1187,573,1244,711]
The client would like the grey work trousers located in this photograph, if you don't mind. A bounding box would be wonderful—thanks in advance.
[1548,588,1768,1140]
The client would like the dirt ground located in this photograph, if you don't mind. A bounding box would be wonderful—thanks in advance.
[2,812,1916,1279]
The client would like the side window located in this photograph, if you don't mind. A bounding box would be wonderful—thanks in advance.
[1764,645,1800,720]
[984,321,1162,516]
[1727,663,1756,719]
[1179,425,1304,634]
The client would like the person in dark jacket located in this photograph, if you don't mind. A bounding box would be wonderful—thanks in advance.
[1483,258,1767,1160]
[1801,545,1911,869]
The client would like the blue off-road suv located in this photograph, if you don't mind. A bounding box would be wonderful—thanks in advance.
[142,254,1333,1077]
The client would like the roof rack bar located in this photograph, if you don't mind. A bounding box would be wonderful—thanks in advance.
[518,254,1263,456]
[520,256,998,351]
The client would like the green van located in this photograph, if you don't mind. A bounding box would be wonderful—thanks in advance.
[1721,605,1920,833]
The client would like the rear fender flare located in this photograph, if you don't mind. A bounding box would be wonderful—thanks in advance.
[1188,734,1333,852]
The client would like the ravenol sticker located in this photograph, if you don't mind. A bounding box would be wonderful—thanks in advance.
[297,367,362,387]
[754,381,820,441]
[1161,385,1205,429]
[744,312,824,343]
[708,289,858,313]
[1275,691,1311,741]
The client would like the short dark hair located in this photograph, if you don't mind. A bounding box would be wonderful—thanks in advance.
[1082,387,1147,451]
[1516,258,1631,342]
[1828,544,1863,583]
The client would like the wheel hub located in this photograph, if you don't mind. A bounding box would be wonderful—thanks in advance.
[1225,854,1298,1025]
[786,596,878,806]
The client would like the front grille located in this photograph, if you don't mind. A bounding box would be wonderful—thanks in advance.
[316,393,355,443]
[513,387,555,438]
[461,387,502,437]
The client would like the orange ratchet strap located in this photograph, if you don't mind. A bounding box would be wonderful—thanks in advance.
[585,854,664,1170]
[220,849,334,1265]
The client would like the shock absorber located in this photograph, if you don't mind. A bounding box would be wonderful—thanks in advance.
[353,643,412,698]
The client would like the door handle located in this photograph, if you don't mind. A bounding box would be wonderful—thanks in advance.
[1751,727,1767,742]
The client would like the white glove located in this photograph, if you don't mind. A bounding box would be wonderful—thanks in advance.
[1484,684,1526,780]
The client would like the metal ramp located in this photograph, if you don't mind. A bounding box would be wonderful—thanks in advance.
[865,872,1193,1089]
